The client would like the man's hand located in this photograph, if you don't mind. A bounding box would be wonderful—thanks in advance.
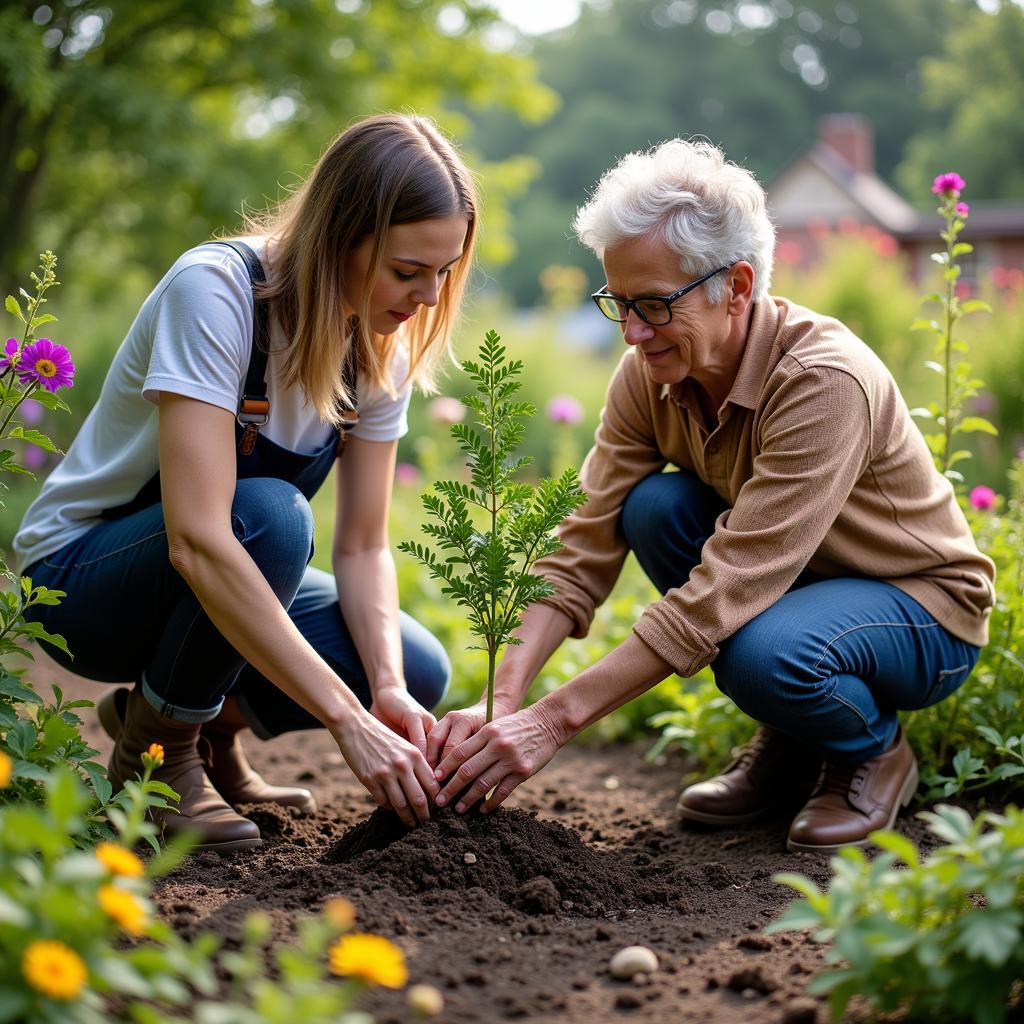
[425,694,518,769]
[370,686,437,758]
[433,701,567,814]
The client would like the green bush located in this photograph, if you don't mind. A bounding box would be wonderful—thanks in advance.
[768,805,1024,1024]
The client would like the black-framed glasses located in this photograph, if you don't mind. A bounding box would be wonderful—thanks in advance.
[591,265,731,325]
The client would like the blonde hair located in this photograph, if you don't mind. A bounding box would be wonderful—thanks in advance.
[573,139,774,302]
[242,114,478,424]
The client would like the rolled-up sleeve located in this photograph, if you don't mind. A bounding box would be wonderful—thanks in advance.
[633,365,872,677]
[534,353,668,637]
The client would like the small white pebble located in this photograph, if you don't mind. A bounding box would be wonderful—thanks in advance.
[610,945,659,979]
[463,852,477,865]
[407,983,444,1016]
[742,988,758,999]
[603,775,620,791]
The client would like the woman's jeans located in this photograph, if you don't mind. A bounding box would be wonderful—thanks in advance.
[621,471,980,765]
[24,477,450,737]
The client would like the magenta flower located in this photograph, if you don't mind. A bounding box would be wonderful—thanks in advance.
[546,394,584,425]
[16,338,75,392]
[955,202,970,217]
[932,172,966,197]
[23,445,46,470]
[969,485,996,511]
[0,338,20,373]
[428,396,465,426]
[394,462,420,486]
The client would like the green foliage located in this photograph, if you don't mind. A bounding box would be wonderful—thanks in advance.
[0,757,385,1023]
[0,1,557,292]
[914,458,1024,799]
[898,2,1024,201]
[399,330,586,720]
[644,674,756,780]
[909,187,996,483]
[768,805,1024,1024]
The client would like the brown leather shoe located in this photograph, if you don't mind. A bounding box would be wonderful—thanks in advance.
[107,688,262,853]
[99,687,316,816]
[676,725,821,825]
[787,727,919,854]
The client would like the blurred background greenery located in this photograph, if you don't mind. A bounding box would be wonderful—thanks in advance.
[2,0,1022,743]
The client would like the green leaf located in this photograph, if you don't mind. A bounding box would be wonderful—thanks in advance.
[910,317,940,332]
[951,242,973,257]
[7,426,60,452]
[29,313,57,328]
[956,908,1022,967]
[869,830,919,867]
[960,299,992,315]
[957,416,998,436]
[4,296,24,322]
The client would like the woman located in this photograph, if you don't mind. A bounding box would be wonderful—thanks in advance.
[15,114,477,851]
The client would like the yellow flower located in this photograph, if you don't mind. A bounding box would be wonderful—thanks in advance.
[328,933,407,989]
[141,743,164,768]
[323,897,357,929]
[97,884,148,936]
[95,842,145,878]
[0,750,11,788]
[22,940,88,1001]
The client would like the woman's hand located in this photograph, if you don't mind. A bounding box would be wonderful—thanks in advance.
[370,686,437,758]
[332,712,439,828]
[425,692,519,769]
[432,701,568,814]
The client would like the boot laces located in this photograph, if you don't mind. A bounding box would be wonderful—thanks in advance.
[819,762,868,799]
[729,728,777,784]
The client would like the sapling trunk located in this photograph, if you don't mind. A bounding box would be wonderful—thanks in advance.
[399,330,586,731]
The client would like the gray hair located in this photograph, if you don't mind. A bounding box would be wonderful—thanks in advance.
[573,139,775,303]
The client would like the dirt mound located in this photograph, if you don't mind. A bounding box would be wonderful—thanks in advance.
[326,805,672,916]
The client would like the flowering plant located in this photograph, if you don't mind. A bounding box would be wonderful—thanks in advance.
[909,173,997,482]
[400,330,586,721]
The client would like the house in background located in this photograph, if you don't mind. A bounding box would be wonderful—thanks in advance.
[767,114,1024,290]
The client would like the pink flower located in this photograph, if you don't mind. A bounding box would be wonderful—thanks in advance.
[0,338,19,373]
[875,233,898,258]
[17,338,75,392]
[428,396,464,426]
[956,282,973,300]
[969,485,996,511]
[775,240,803,266]
[955,202,970,217]
[546,394,584,425]
[394,462,420,486]
[932,172,966,197]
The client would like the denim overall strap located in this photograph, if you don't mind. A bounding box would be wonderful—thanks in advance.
[212,241,271,456]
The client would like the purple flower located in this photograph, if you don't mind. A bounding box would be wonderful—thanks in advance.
[969,485,996,511]
[16,338,75,392]
[23,445,46,470]
[394,462,420,486]
[955,202,970,217]
[932,172,966,197]
[428,396,465,426]
[0,338,20,373]
[546,394,584,425]
[20,399,43,425]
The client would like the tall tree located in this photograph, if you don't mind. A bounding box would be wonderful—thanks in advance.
[898,1,1024,200]
[0,0,558,289]
[471,0,958,305]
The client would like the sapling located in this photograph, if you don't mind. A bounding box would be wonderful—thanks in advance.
[399,330,586,722]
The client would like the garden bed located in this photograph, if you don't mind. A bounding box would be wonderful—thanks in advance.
[49,667,1024,1024]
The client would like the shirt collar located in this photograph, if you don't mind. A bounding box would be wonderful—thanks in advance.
[659,298,783,412]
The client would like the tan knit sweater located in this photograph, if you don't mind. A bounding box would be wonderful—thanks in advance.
[535,296,995,679]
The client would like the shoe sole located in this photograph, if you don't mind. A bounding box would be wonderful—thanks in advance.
[785,760,920,855]
[192,837,264,854]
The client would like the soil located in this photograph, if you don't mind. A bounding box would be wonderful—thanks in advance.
[36,663,1024,1024]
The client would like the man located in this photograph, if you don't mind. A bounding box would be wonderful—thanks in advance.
[427,139,994,852]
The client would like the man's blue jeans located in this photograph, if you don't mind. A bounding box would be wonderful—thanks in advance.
[621,471,981,765]
[24,477,450,736]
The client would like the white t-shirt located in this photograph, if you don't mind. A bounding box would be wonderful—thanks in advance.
[14,239,411,571]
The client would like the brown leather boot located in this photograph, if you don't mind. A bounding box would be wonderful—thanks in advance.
[676,725,821,825]
[787,727,919,854]
[107,688,262,853]
[99,687,316,815]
